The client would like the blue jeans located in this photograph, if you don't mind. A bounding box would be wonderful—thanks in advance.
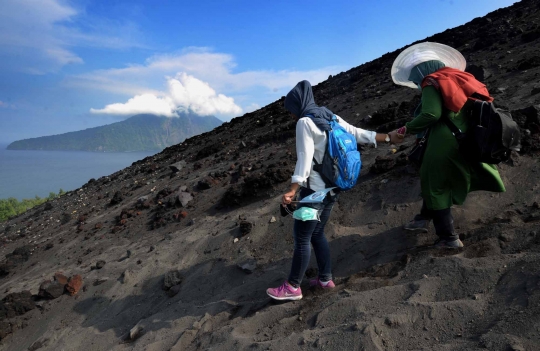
[288,188,336,287]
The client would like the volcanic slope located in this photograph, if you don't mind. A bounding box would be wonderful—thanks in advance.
[1,1,540,350]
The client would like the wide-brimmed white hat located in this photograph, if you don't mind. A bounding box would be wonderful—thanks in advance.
[391,42,466,89]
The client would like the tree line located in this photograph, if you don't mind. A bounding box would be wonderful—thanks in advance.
[0,189,65,222]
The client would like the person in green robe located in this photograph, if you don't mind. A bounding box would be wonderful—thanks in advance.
[388,42,505,249]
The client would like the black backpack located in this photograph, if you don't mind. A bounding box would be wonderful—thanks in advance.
[442,99,521,164]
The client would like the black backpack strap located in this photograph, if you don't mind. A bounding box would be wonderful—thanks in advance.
[441,114,466,142]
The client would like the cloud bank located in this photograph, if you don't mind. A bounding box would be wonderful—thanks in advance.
[0,0,144,73]
[73,48,341,119]
[90,94,175,117]
[90,73,242,117]
[70,49,339,96]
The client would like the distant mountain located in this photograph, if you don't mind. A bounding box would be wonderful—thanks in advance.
[6,112,223,152]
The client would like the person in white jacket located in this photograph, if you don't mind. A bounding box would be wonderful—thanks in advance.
[267,80,398,301]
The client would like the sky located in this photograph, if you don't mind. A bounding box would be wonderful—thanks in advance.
[0,0,518,143]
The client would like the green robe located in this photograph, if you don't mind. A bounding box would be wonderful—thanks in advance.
[405,86,506,210]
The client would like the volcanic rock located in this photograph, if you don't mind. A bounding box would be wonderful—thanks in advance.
[169,160,187,173]
[167,285,182,298]
[95,260,106,269]
[163,270,183,290]
[65,275,83,296]
[517,56,540,70]
[237,259,257,274]
[370,155,397,174]
[197,177,215,190]
[53,272,68,285]
[0,246,33,277]
[28,338,50,351]
[239,221,253,236]
[120,270,133,284]
[128,323,144,341]
[60,212,72,224]
[38,280,65,299]
[6,246,32,264]
[110,191,124,205]
[0,291,35,339]
[177,191,193,207]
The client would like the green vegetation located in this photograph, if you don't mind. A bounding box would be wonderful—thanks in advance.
[0,189,65,222]
[7,112,223,152]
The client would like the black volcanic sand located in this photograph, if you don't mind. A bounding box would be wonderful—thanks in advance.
[1,1,540,350]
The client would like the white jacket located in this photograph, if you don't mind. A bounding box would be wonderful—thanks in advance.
[292,115,377,191]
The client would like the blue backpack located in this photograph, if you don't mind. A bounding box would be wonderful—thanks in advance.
[308,115,361,191]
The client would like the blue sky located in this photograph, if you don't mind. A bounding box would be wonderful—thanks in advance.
[0,0,517,143]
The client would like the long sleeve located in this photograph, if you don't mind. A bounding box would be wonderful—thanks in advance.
[291,119,315,185]
[335,115,378,146]
[405,86,443,135]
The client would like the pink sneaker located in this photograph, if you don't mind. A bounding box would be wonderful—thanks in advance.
[309,278,335,289]
[266,281,303,301]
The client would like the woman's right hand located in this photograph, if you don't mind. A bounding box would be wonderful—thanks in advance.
[282,183,300,205]
[282,191,296,205]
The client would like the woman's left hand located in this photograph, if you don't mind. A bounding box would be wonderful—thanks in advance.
[397,126,406,137]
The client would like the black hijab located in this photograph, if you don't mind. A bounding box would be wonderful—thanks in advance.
[284,80,334,131]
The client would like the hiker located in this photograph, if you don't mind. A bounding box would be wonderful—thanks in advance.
[266,80,396,301]
[388,42,506,248]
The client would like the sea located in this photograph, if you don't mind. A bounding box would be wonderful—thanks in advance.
[0,143,157,200]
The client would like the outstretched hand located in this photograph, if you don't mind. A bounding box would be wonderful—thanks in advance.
[388,130,404,144]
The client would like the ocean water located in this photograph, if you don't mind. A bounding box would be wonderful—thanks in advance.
[0,144,156,200]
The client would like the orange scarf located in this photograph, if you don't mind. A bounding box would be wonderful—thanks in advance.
[421,67,493,112]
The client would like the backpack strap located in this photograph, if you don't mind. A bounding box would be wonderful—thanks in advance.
[441,114,466,142]
[310,129,334,190]
[303,114,334,190]
[305,113,332,132]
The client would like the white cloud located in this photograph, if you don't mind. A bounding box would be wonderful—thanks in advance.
[68,48,342,116]
[72,49,340,93]
[0,0,144,73]
[90,94,176,117]
[90,73,242,118]
[168,73,242,116]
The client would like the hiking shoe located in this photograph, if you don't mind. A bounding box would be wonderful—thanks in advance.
[433,238,464,249]
[309,278,336,289]
[403,219,430,233]
[267,281,303,301]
